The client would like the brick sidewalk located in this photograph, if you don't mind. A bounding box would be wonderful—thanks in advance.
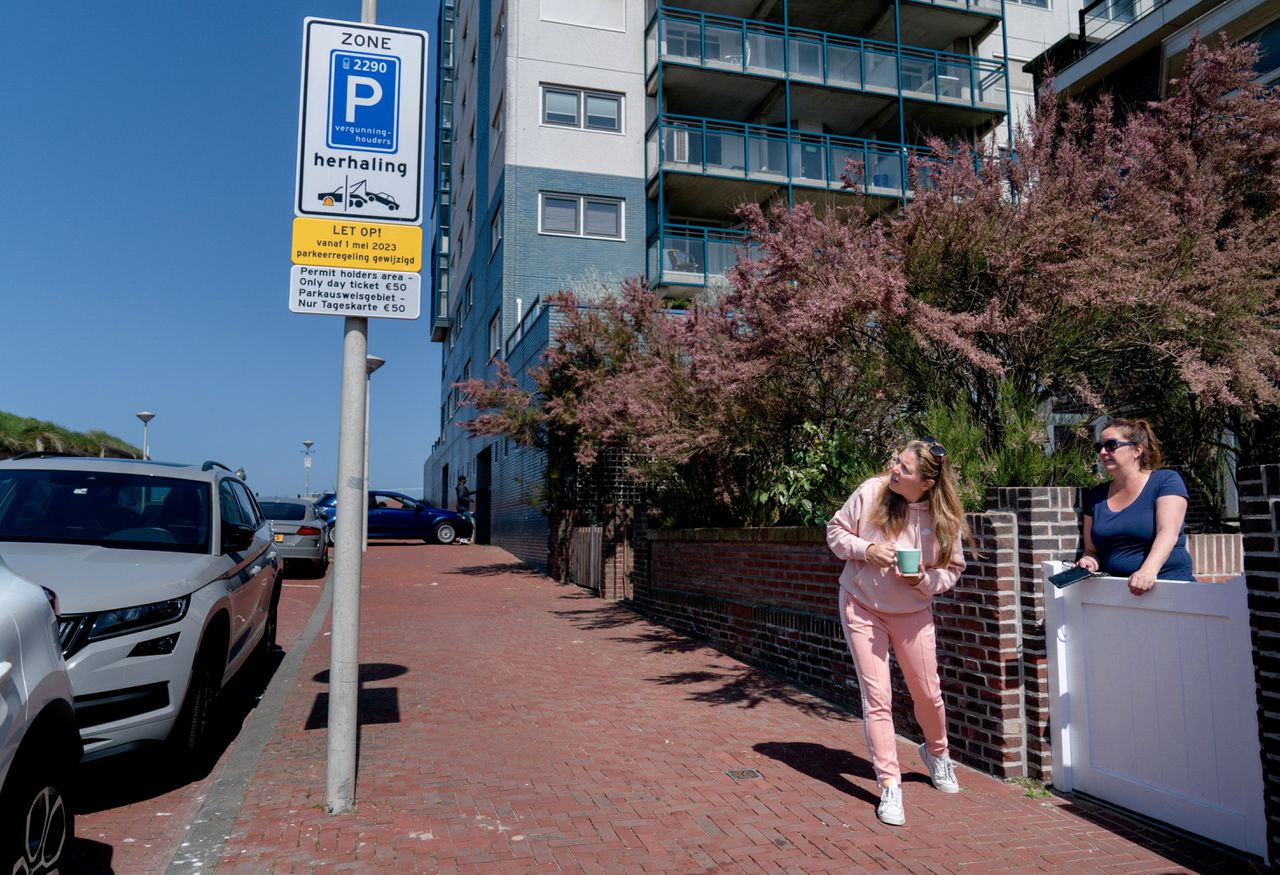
[218,544,1249,873]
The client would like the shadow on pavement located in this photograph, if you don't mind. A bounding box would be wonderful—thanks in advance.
[753,741,879,806]
[67,836,114,873]
[71,646,286,813]
[311,662,408,684]
[650,664,856,719]
[452,560,545,578]
[1049,796,1263,873]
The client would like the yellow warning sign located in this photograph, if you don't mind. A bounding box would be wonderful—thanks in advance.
[291,218,422,271]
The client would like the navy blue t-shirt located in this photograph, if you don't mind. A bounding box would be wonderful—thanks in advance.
[1084,469,1196,581]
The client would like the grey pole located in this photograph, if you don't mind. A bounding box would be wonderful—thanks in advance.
[363,356,385,551]
[136,411,155,461]
[303,439,315,497]
[325,0,376,815]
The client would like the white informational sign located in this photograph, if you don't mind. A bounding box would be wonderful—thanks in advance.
[296,18,428,225]
[289,264,421,319]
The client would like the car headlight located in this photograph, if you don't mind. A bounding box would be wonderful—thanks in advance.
[87,596,190,642]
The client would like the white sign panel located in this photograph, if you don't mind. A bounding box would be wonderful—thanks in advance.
[296,18,428,225]
[289,265,421,319]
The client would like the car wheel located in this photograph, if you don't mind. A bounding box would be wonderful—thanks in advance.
[432,521,457,545]
[170,645,219,763]
[0,748,72,875]
[326,527,335,547]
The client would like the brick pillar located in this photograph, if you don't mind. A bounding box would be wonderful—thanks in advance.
[1240,464,1280,864]
[600,504,635,601]
[985,486,1082,782]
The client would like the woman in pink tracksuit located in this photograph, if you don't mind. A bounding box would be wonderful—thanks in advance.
[826,438,968,826]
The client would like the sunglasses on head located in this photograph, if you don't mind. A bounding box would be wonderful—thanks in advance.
[1094,438,1137,454]
[920,436,947,458]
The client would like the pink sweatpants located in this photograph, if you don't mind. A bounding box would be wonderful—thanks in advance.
[839,589,950,786]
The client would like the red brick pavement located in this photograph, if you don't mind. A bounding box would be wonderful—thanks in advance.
[218,544,1253,873]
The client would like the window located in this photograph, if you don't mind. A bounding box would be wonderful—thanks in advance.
[489,311,502,359]
[494,4,506,40]
[469,119,475,145]
[465,277,473,313]
[540,85,622,132]
[463,359,472,385]
[539,193,624,239]
[1009,0,1049,6]
[491,93,504,152]
[490,202,503,257]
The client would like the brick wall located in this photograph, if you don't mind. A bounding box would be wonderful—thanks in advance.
[1240,464,1280,865]
[629,516,1028,778]
[984,487,1081,781]
[1186,532,1244,583]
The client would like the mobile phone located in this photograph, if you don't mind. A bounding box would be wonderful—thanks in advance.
[1049,565,1095,589]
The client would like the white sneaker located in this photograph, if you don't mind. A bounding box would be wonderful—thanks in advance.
[877,782,905,826]
[919,743,961,793]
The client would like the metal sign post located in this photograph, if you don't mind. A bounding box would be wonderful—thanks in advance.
[291,0,427,815]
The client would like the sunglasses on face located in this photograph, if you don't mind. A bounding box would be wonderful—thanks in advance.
[920,437,947,458]
[1094,439,1137,454]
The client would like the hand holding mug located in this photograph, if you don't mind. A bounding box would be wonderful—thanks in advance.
[866,543,896,568]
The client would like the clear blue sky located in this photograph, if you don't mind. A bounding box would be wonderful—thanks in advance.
[1,0,443,499]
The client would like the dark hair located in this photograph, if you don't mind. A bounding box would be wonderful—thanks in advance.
[1107,418,1163,470]
[457,474,467,481]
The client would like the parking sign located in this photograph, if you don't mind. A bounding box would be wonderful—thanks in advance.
[296,18,427,225]
[328,52,400,152]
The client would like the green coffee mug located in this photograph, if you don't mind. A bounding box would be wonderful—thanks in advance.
[896,548,922,575]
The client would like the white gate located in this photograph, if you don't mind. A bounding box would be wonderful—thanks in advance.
[1043,562,1268,861]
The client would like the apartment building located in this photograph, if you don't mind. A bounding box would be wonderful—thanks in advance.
[1031,0,1279,107]
[424,0,1020,568]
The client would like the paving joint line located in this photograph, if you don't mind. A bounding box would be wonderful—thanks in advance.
[166,572,334,873]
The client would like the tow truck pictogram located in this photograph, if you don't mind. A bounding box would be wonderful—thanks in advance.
[317,180,399,212]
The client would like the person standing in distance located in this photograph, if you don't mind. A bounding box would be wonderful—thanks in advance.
[1075,419,1195,592]
[826,439,969,826]
[455,474,475,544]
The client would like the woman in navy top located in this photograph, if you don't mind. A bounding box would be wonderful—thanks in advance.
[1077,419,1196,594]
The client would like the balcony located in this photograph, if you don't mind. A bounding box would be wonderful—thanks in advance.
[646,8,1007,114]
[647,224,756,288]
[647,114,916,201]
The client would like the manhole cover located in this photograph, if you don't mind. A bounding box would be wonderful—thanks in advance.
[725,768,762,781]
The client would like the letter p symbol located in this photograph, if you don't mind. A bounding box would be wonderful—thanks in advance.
[345,76,383,122]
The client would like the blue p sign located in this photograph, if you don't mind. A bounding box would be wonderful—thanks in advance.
[327,51,400,153]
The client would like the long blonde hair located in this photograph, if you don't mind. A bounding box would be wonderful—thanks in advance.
[870,440,969,567]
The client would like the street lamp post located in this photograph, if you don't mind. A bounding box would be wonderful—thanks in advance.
[135,411,155,460]
[302,439,315,498]
[363,355,385,551]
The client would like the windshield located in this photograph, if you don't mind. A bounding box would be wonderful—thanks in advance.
[0,469,211,554]
[259,501,307,521]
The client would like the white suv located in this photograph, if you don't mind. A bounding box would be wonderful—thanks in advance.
[0,455,280,764]
[0,558,79,874]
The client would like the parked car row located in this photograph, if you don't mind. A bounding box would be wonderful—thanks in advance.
[312,490,471,545]
[0,452,286,868]
[0,452,471,864]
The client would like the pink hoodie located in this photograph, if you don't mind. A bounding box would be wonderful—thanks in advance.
[826,475,966,613]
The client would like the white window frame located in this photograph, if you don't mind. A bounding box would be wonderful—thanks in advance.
[488,311,502,360]
[491,93,504,155]
[490,201,503,258]
[539,85,623,133]
[538,193,625,240]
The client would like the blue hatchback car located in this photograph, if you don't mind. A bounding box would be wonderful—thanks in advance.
[314,491,471,545]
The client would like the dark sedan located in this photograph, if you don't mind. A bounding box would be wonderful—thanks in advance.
[320,491,471,545]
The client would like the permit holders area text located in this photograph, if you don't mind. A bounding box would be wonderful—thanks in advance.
[289,265,421,320]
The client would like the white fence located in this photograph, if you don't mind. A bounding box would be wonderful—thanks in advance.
[1043,561,1267,861]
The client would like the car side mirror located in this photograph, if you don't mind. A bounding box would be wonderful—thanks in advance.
[222,522,255,554]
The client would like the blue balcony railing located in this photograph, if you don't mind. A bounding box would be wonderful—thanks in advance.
[645,7,1007,111]
[647,224,758,288]
[647,114,921,197]
[903,0,1003,16]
